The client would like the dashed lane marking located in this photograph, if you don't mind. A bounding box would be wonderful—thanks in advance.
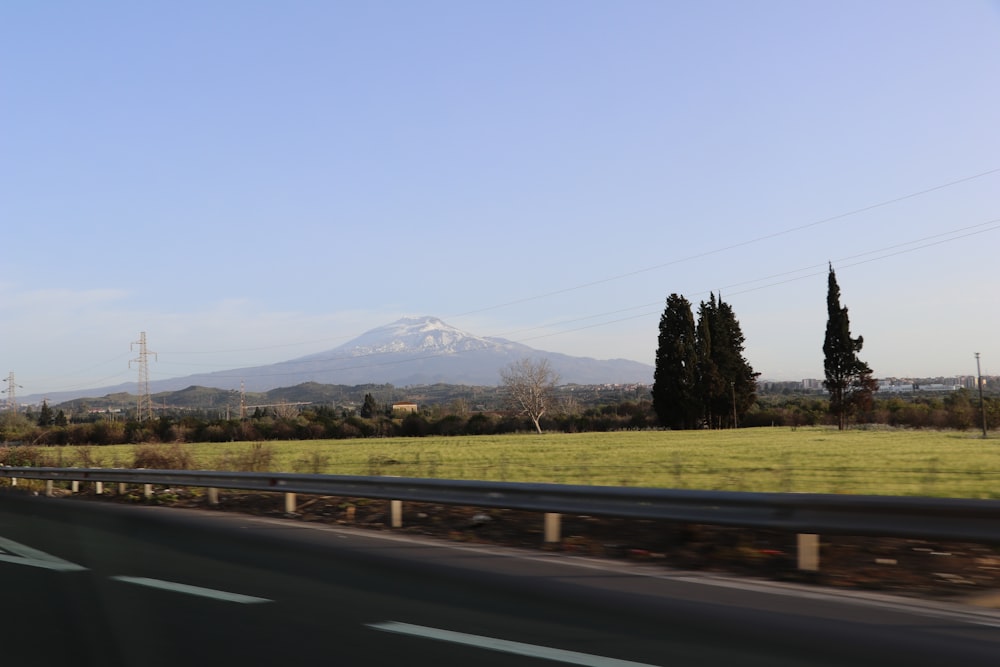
[110,576,273,603]
[368,621,661,667]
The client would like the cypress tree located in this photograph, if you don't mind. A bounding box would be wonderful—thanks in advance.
[695,296,724,427]
[823,265,877,430]
[360,393,380,419]
[698,293,758,428]
[652,294,701,429]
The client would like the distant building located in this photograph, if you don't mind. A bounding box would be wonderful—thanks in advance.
[877,380,959,393]
[959,375,981,390]
[392,402,418,415]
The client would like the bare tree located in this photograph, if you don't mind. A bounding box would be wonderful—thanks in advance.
[272,400,299,420]
[499,358,559,433]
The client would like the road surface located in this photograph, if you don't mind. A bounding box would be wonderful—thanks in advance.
[1,490,998,666]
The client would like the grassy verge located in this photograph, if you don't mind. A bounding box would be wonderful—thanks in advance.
[4,427,997,498]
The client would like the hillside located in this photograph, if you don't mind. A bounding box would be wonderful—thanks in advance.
[52,381,651,415]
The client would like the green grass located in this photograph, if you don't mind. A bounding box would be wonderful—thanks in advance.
[41,427,1000,499]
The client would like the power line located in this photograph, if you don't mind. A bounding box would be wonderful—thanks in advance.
[714,217,1000,296]
[452,166,1000,318]
[505,217,1000,345]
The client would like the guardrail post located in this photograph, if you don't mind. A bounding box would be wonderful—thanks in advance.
[95,482,104,495]
[285,492,297,514]
[143,484,153,499]
[71,480,79,494]
[45,480,54,497]
[10,477,16,486]
[544,512,561,544]
[390,500,403,528]
[118,483,127,495]
[797,533,820,571]
[207,488,219,505]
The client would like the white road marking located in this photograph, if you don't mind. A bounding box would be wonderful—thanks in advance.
[110,576,272,604]
[368,621,661,667]
[0,536,88,571]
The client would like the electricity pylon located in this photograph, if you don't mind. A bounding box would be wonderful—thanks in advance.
[2,372,23,413]
[130,332,157,422]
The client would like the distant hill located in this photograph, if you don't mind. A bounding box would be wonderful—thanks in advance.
[29,316,654,404]
[51,380,652,415]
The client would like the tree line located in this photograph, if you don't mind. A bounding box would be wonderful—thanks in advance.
[747,390,1000,430]
[0,400,657,446]
[2,388,995,449]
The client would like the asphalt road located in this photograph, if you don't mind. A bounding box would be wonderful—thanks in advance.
[1,490,999,666]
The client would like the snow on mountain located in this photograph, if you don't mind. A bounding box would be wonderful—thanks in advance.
[281,315,652,387]
[298,316,517,358]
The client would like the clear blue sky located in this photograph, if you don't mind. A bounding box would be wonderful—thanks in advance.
[3,1,999,396]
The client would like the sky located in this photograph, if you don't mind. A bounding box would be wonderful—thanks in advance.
[3,0,999,398]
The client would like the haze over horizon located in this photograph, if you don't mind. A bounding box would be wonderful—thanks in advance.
[3,1,999,398]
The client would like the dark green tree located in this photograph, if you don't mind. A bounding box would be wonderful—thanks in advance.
[698,293,758,428]
[695,299,724,427]
[944,388,975,430]
[37,399,54,427]
[823,264,877,430]
[360,393,380,419]
[652,294,701,429]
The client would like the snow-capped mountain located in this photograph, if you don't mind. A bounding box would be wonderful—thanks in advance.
[27,316,654,402]
[298,316,517,358]
[283,316,650,388]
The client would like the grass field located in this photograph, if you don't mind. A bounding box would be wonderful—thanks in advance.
[27,427,1000,499]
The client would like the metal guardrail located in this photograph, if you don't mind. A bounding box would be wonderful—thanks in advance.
[2,466,999,545]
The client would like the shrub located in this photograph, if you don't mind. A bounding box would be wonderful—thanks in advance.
[335,421,363,439]
[292,451,331,474]
[216,442,275,472]
[74,446,99,468]
[132,443,195,470]
[465,413,496,435]
[399,413,429,437]
[0,445,55,467]
[433,415,466,436]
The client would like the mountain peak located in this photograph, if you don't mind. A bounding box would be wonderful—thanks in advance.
[385,315,453,334]
[330,316,506,357]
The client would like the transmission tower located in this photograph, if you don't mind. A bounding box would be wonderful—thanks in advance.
[3,372,23,413]
[130,332,158,421]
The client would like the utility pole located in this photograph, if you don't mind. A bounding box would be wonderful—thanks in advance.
[130,332,158,422]
[731,381,738,429]
[975,353,988,438]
